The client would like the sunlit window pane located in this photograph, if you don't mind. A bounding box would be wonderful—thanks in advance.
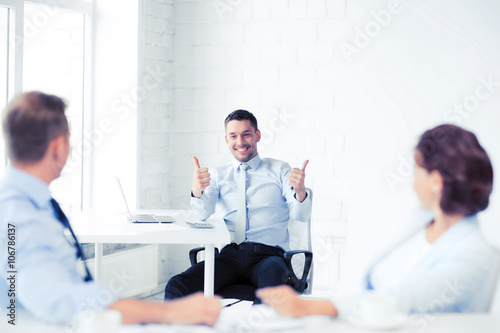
[0,6,9,177]
[23,3,86,215]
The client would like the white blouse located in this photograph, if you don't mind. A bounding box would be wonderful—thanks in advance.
[370,229,432,292]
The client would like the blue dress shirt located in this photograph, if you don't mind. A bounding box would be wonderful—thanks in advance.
[0,166,117,325]
[191,154,312,251]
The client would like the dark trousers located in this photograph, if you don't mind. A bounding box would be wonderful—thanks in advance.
[164,242,288,300]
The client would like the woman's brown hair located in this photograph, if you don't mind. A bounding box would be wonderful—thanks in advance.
[416,124,493,216]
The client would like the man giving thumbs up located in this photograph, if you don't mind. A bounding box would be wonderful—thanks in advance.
[164,109,312,301]
[191,156,211,198]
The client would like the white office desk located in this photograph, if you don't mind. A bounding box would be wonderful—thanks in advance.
[7,311,500,333]
[213,305,500,333]
[71,210,230,298]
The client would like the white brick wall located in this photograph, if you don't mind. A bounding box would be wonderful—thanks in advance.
[289,0,308,19]
[136,0,369,292]
[138,0,500,293]
[167,0,349,291]
[138,0,175,209]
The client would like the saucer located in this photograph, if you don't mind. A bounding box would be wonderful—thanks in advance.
[345,313,407,330]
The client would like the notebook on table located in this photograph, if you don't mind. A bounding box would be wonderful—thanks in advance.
[116,177,175,223]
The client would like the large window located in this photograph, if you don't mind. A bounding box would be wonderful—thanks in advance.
[0,6,12,176]
[23,3,88,215]
[0,1,92,215]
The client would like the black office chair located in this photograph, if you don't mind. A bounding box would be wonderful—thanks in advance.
[189,188,314,301]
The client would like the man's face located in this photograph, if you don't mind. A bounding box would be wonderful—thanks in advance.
[225,120,261,163]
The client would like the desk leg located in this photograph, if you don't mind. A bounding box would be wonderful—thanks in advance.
[204,244,215,298]
[94,243,103,281]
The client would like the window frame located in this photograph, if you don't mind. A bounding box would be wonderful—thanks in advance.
[0,0,94,211]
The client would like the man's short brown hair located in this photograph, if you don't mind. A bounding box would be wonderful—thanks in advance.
[224,109,258,132]
[2,91,69,163]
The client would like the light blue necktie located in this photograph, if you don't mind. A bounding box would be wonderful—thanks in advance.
[235,164,248,244]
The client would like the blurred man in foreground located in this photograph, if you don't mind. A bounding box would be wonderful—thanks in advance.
[0,91,221,326]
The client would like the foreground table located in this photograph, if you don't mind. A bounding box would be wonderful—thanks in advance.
[213,304,500,333]
[6,308,499,333]
[71,210,230,298]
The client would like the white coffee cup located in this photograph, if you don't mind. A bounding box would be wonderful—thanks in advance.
[79,309,122,333]
[357,293,397,324]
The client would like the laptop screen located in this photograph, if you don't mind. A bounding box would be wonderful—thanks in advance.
[115,177,133,221]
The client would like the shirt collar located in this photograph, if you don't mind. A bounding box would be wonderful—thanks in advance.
[232,154,262,172]
[3,165,52,208]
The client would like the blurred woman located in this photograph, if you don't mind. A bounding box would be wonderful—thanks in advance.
[258,124,499,317]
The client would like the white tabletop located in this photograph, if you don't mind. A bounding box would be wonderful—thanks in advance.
[214,304,500,333]
[5,306,499,333]
[71,210,230,245]
[70,209,230,297]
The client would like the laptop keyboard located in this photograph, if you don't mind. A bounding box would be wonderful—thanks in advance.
[133,214,158,222]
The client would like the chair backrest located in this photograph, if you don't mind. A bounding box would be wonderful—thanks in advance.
[287,187,313,294]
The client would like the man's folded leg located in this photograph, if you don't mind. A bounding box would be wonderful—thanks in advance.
[164,249,241,300]
[246,254,289,304]
[250,255,289,288]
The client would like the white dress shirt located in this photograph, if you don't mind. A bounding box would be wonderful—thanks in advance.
[370,229,432,291]
[332,212,500,316]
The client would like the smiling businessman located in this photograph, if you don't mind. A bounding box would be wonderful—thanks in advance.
[164,109,312,301]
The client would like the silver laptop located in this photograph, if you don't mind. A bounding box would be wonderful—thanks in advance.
[116,177,175,223]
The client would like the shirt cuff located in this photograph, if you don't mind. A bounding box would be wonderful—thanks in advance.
[190,194,209,220]
[190,190,203,198]
[293,191,308,202]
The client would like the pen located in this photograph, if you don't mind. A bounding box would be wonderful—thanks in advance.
[224,299,244,307]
